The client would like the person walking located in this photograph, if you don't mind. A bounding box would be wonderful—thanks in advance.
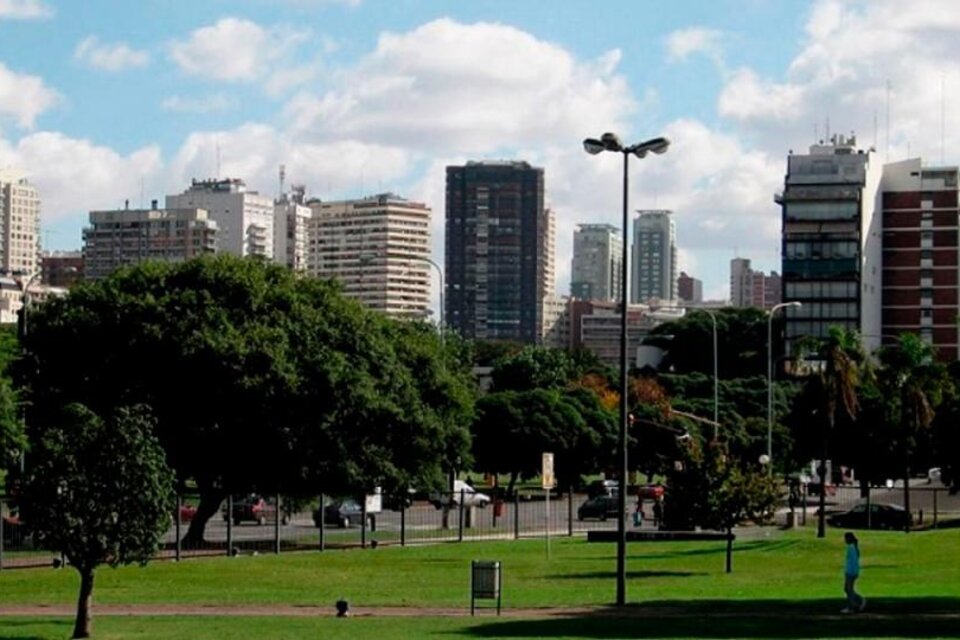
[652,497,664,530]
[633,495,644,527]
[842,531,865,613]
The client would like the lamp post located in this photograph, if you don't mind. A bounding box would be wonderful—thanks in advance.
[583,132,669,606]
[767,301,802,475]
[402,255,444,341]
[11,270,42,474]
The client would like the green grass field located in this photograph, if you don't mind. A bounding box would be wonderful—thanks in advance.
[2,528,959,638]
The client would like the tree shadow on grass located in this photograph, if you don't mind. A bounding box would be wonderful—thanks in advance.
[457,597,960,638]
[549,570,706,580]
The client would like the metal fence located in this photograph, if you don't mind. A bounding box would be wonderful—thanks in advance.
[3,483,958,570]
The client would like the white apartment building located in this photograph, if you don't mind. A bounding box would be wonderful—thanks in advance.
[307,193,432,318]
[274,185,310,273]
[0,170,41,276]
[571,223,622,301]
[631,210,677,304]
[83,204,217,279]
[166,178,273,259]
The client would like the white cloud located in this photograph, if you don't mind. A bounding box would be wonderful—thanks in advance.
[665,27,725,65]
[161,94,237,114]
[285,18,635,153]
[718,68,805,123]
[0,0,52,19]
[169,17,310,86]
[74,36,149,72]
[0,62,58,128]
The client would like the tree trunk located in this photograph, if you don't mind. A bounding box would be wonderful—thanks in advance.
[859,476,870,500]
[181,490,226,548]
[817,416,831,539]
[72,567,94,639]
[507,471,518,498]
[903,463,911,533]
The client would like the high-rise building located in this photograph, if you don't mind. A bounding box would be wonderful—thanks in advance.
[777,134,883,356]
[307,193,431,318]
[881,158,959,360]
[570,223,622,301]
[445,161,554,343]
[730,257,781,309]
[166,178,274,259]
[631,210,677,303]
[0,170,40,276]
[569,299,685,368]
[82,203,217,279]
[677,271,702,303]
[274,185,310,273]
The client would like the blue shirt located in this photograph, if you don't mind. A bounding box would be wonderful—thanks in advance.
[845,543,860,577]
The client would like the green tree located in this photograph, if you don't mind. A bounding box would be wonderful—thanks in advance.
[877,334,949,526]
[490,345,580,392]
[798,327,864,538]
[20,404,175,638]
[650,308,769,379]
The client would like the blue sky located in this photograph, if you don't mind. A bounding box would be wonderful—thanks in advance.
[0,0,956,302]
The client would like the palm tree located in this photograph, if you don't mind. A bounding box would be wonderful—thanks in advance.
[878,334,946,532]
[799,326,864,538]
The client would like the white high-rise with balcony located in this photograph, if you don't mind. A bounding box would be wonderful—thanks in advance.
[166,178,274,259]
[307,193,432,318]
[274,185,310,272]
[0,170,40,276]
[571,223,622,301]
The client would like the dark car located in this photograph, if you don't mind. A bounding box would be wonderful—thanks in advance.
[577,495,621,521]
[827,503,912,530]
[223,495,289,526]
[313,498,372,528]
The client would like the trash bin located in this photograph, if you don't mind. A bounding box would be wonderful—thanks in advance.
[471,560,502,615]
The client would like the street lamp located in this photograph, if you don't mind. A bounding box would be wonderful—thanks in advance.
[583,132,669,606]
[767,301,802,474]
[399,254,444,341]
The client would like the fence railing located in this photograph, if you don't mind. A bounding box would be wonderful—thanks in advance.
[3,483,958,570]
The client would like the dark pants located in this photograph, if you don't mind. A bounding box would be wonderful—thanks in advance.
[844,574,863,610]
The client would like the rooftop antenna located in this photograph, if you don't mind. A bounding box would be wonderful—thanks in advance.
[940,70,946,165]
[216,137,221,179]
[885,80,891,161]
[873,109,878,151]
[825,117,831,142]
[279,164,286,199]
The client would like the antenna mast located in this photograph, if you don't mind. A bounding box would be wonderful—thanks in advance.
[279,164,286,199]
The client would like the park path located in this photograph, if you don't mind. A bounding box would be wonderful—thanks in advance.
[1,603,959,621]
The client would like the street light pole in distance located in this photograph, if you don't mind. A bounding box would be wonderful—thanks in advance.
[583,132,669,607]
[766,301,802,475]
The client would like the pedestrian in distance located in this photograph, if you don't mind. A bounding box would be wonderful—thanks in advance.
[633,495,644,527]
[652,497,664,530]
[842,531,866,613]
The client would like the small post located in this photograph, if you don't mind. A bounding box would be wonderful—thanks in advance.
[933,489,939,529]
[319,493,325,552]
[361,497,368,549]
[514,493,520,540]
[866,491,872,530]
[175,495,182,562]
[226,495,233,557]
[400,501,406,546]
[568,487,574,537]
[545,487,551,559]
[458,489,465,542]
[801,483,807,526]
[725,528,734,574]
[274,493,281,555]
[0,497,5,571]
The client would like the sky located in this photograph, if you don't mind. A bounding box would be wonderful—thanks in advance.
[1,0,958,305]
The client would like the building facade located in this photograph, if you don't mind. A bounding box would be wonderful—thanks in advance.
[82,204,218,279]
[166,178,273,259]
[570,223,622,301]
[307,193,432,318]
[569,299,685,368]
[274,185,311,273]
[777,134,883,356]
[677,271,703,303]
[40,250,84,287]
[730,257,781,309]
[445,161,554,343]
[0,170,40,276]
[881,159,959,360]
[631,210,677,303]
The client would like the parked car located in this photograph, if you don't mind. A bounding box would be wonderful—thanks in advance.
[827,503,912,530]
[175,504,198,523]
[313,498,372,528]
[222,494,289,526]
[577,495,621,521]
[1,514,30,546]
[637,484,664,500]
[587,479,620,498]
[429,480,491,509]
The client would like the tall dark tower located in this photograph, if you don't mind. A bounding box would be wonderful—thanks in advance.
[445,161,553,343]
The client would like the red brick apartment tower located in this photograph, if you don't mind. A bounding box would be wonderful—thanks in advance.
[881,159,959,360]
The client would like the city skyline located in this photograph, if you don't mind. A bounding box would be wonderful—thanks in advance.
[2,1,960,308]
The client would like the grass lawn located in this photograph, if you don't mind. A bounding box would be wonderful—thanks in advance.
[1,528,959,638]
